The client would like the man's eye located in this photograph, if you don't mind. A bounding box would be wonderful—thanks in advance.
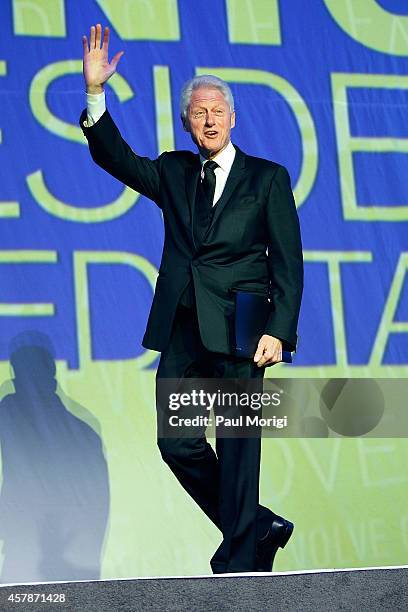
[215,109,225,116]
[193,111,205,119]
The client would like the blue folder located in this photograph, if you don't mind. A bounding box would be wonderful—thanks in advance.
[232,289,293,364]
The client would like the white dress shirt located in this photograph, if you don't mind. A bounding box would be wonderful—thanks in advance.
[85,91,236,205]
[199,141,235,205]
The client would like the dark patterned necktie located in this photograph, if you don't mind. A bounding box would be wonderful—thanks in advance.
[193,160,218,246]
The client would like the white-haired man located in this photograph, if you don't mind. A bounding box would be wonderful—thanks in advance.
[80,24,303,574]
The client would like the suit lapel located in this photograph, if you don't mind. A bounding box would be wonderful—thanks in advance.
[185,156,201,250]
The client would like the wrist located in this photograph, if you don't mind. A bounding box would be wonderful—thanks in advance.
[86,84,104,95]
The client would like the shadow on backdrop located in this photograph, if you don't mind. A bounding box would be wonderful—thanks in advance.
[0,331,109,583]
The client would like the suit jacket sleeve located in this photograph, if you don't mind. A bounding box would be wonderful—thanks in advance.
[79,108,166,207]
[263,165,303,352]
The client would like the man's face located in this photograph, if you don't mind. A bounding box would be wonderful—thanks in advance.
[183,87,235,158]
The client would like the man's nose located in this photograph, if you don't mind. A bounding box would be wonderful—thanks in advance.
[205,113,216,126]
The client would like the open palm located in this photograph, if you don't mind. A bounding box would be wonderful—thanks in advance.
[82,24,124,93]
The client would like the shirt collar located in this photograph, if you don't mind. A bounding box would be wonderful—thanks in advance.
[199,141,236,174]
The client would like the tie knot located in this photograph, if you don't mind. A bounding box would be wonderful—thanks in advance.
[204,160,218,173]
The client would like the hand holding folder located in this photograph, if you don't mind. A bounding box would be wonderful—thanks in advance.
[232,289,293,365]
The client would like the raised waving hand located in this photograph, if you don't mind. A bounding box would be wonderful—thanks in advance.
[82,24,124,94]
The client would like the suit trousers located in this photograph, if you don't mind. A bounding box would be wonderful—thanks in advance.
[155,302,275,573]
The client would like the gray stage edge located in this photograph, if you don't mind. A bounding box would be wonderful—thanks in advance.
[1,566,408,611]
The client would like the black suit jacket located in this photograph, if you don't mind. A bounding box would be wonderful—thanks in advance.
[80,109,303,355]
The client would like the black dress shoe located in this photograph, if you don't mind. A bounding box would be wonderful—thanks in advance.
[255,516,294,572]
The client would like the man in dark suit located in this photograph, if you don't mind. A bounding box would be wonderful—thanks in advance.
[80,24,303,574]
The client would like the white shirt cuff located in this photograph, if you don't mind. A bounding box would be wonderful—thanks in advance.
[85,91,106,127]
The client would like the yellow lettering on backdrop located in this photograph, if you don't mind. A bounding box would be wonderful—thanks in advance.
[357,439,408,487]
[323,0,408,57]
[0,61,19,218]
[226,0,281,45]
[332,73,408,222]
[304,251,373,367]
[73,251,159,368]
[370,253,408,367]
[196,67,317,208]
[153,66,175,153]
[12,0,66,37]
[299,438,342,492]
[27,60,141,222]
[13,0,180,40]
[0,251,57,317]
[29,60,133,144]
[95,0,180,40]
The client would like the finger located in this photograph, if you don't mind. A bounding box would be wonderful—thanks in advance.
[262,351,274,366]
[269,348,281,361]
[264,359,278,367]
[110,50,124,70]
[256,351,269,367]
[82,35,89,55]
[254,342,266,363]
[260,357,275,367]
[267,351,283,366]
[102,26,109,50]
[90,25,96,49]
[95,23,102,48]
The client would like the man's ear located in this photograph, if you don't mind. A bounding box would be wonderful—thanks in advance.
[181,114,190,132]
[230,111,236,129]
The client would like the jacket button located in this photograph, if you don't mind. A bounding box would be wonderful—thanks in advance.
[192,260,199,267]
